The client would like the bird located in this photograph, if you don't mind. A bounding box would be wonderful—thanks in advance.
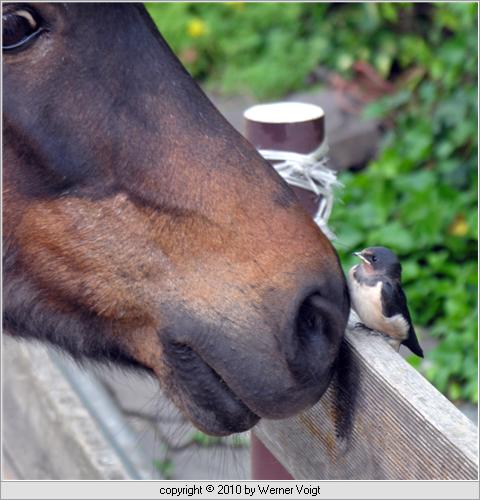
[347,246,424,357]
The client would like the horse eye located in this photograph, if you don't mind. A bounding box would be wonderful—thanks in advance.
[2,8,44,51]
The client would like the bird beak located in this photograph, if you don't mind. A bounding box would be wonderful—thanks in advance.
[353,251,370,265]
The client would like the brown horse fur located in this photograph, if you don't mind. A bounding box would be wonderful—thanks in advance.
[3,3,350,436]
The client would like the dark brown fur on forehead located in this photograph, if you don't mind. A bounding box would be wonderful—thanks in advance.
[3,3,295,212]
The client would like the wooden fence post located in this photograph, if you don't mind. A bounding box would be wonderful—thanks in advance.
[244,101,327,480]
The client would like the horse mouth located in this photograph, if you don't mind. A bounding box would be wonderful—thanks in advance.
[163,340,260,436]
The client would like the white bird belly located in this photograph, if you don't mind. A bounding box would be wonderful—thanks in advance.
[348,271,409,340]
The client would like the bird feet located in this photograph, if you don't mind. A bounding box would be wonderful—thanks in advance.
[353,322,382,337]
[353,321,372,331]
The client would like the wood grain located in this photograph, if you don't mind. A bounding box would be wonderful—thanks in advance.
[255,325,478,479]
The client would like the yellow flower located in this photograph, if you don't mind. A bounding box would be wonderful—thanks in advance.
[449,214,468,237]
[187,18,207,38]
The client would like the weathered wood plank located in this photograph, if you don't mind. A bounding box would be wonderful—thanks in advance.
[255,322,478,480]
[2,338,131,479]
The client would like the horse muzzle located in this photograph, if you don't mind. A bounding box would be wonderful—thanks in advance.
[158,284,347,436]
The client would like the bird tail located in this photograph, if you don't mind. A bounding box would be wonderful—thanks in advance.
[402,327,424,358]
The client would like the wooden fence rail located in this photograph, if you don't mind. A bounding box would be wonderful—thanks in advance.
[254,323,478,480]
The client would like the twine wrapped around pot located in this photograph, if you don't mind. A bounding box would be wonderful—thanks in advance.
[259,140,340,239]
[244,101,340,240]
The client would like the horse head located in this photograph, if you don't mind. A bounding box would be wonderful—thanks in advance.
[3,3,349,436]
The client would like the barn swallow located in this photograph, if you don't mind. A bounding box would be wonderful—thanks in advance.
[348,246,424,357]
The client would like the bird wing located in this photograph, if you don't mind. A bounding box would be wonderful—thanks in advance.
[381,280,424,358]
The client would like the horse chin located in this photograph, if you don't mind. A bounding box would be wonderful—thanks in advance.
[159,341,260,436]
[181,392,260,437]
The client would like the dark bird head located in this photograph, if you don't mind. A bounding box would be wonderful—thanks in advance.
[354,246,402,281]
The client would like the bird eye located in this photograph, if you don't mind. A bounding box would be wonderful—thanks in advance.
[2,7,44,51]
[371,255,377,262]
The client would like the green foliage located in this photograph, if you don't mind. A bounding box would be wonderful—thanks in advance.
[329,3,477,403]
[146,2,322,98]
[190,430,248,448]
[146,3,478,101]
[146,3,478,403]
[153,456,174,479]
[151,431,247,478]
[190,431,224,447]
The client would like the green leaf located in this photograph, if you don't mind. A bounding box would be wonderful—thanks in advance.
[190,431,224,447]
[153,458,174,479]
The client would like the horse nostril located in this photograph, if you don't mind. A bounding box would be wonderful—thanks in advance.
[296,294,325,343]
[286,292,341,385]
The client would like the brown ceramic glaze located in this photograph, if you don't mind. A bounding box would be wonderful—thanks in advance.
[244,102,326,217]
